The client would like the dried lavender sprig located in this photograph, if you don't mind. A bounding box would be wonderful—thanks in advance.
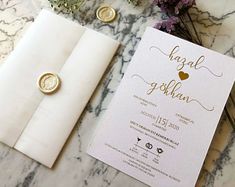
[153,0,195,16]
[154,16,179,33]
[153,0,202,45]
[186,12,202,45]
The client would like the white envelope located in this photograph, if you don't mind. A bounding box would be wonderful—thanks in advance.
[0,9,119,168]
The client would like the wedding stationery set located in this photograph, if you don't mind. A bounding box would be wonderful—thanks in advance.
[87,27,235,186]
[1,7,235,187]
[0,9,119,168]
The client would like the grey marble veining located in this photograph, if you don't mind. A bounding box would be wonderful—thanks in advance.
[0,0,235,187]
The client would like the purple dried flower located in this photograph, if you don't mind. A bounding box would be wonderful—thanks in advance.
[153,0,196,15]
[154,16,179,33]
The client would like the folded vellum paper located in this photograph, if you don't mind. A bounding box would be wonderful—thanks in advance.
[0,9,119,167]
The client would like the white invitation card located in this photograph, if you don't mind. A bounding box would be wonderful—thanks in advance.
[87,27,235,187]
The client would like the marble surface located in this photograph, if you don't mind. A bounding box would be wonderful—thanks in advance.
[0,0,235,186]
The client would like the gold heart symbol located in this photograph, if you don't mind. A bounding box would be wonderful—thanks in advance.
[178,71,189,81]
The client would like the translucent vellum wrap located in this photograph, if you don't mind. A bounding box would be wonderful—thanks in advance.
[0,9,119,168]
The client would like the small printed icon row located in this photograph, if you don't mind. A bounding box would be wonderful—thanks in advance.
[145,142,164,154]
[137,137,164,154]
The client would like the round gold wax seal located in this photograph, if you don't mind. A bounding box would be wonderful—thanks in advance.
[96,5,117,23]
[38,72,60,94]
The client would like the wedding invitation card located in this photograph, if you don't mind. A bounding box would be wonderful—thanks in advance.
[0,9,119,168]
[87,27,235,186]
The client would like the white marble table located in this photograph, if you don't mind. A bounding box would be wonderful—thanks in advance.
[0,0,235,186]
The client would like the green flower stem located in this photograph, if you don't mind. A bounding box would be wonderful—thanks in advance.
[48,0,85,13]
[127,0,139,5]
[48,0,139,13]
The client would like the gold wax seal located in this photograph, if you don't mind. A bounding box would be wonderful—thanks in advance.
[38,72,60,94]
[96,5,117,23]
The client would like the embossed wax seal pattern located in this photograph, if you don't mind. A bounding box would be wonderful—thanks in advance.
[38,72,61,94]
[96,5,117,23]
